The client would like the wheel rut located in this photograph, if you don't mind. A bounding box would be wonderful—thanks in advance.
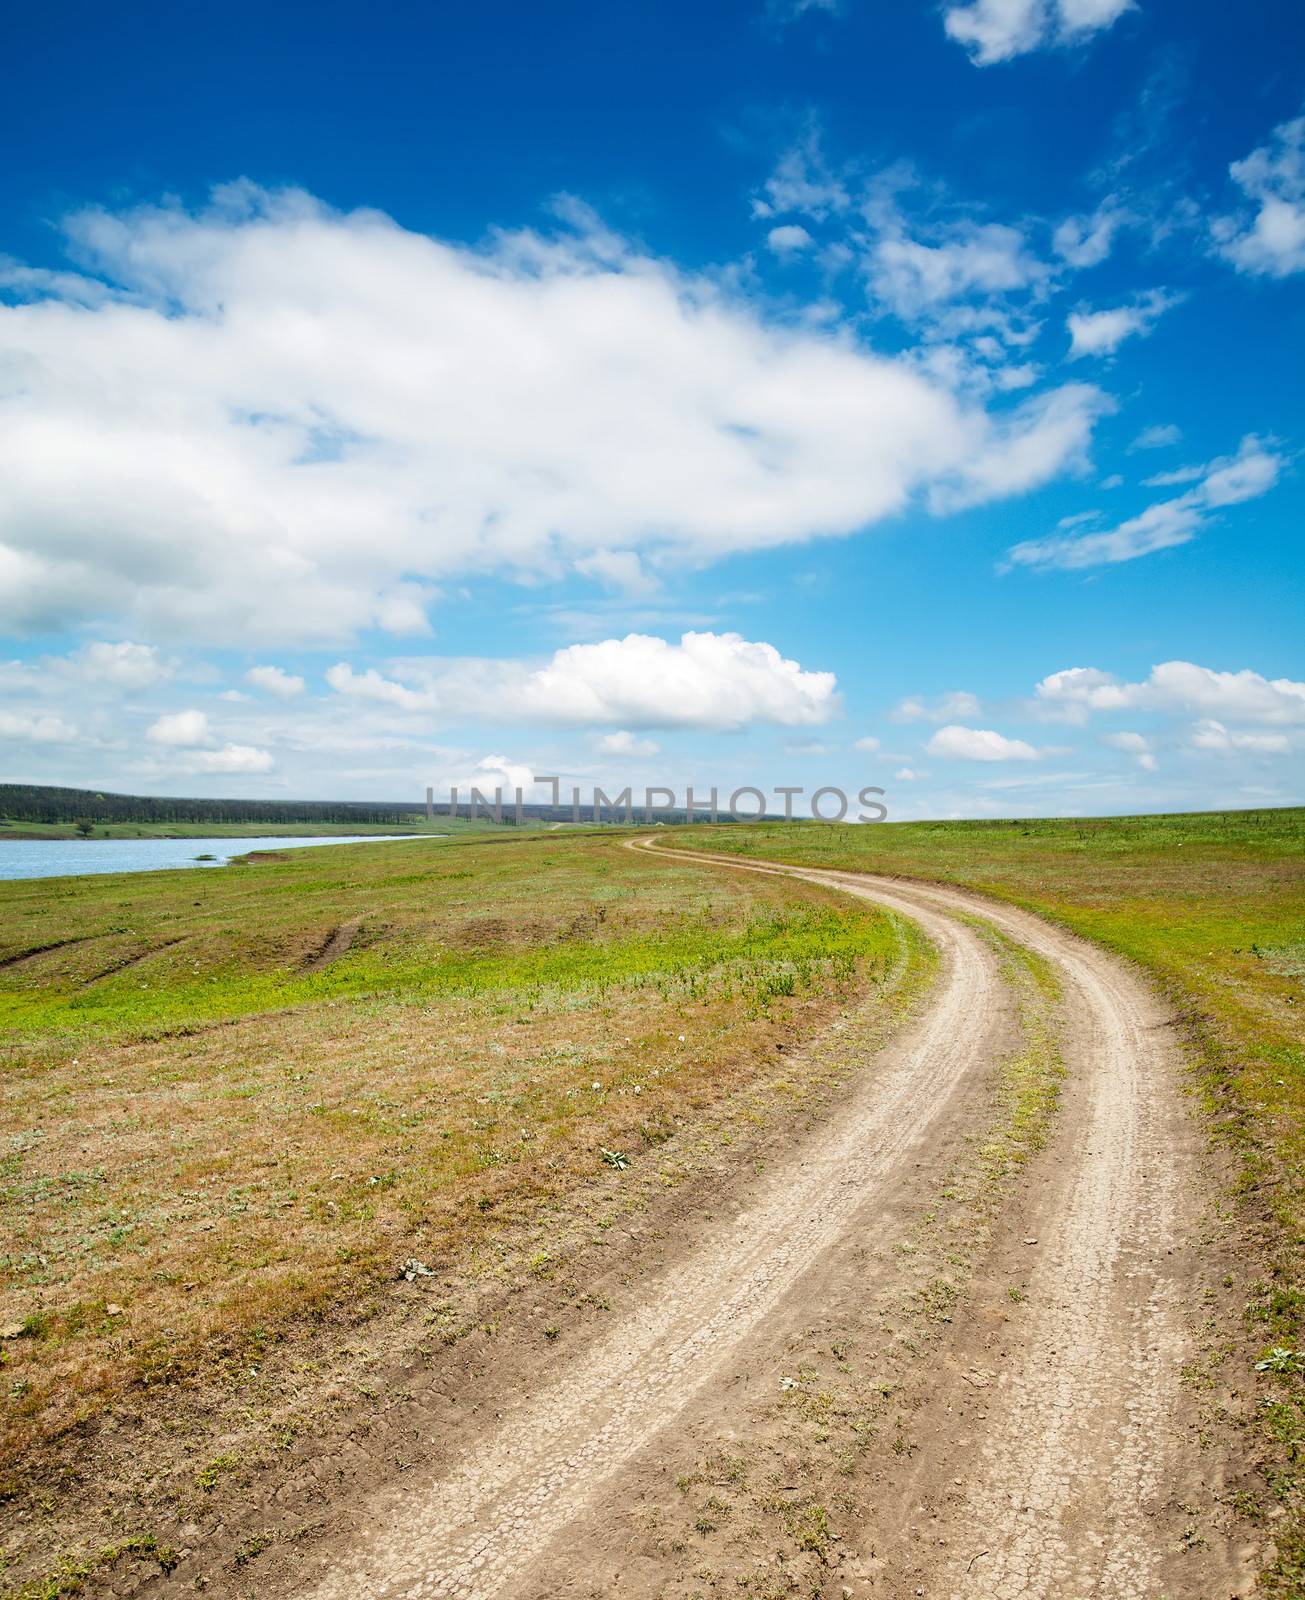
[273,840,1227,1600]
[294,868,1003,1599]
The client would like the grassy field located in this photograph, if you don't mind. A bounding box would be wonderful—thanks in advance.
[4,811,1300,1591]
[666,806,1305,1588]
[0,832,908,1484]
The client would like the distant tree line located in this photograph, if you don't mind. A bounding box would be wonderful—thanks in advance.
[0,784,427,827]
[0,783,736,828]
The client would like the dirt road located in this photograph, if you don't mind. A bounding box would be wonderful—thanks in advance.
[282,843,1241,1600]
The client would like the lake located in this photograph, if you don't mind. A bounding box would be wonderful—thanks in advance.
[0,835,434,882]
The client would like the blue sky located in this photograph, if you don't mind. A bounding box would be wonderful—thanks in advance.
[1,0,1302,818]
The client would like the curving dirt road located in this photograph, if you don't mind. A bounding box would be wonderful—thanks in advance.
[286,841,1234,1600]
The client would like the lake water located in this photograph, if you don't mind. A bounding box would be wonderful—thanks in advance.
[0,835,434,882]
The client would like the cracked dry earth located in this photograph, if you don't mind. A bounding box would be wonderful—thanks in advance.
[236,843,1246,1600]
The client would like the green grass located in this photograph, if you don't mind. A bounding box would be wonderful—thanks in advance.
[666,806,1305,1589]
[0,835,882,1045]
[0,831,906,1482]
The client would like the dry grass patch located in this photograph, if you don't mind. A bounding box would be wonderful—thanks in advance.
[0,833,901,1480]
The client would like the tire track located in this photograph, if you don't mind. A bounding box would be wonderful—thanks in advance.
[293,839,1198,1600]
[299,917,364,974]
[297,868,1005,1600]
[662,846,1197,1599]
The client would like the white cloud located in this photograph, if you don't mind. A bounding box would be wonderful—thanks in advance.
[944,0,1132,66]
[0,185,1108,645]
[1131,423,1181,450]
[751,130,849,221]
[245,664,306,697]
[1198,438,1284,505]
[852,734,881,752]
[1066,290,1175,359]
[1053,202,1126,267]
[757,154,1064,354]
[1101,729,1157,770]
[892,690,983,723]
[1141,463,1205,488]
[185,743,274,773]
[512,631,838,729]
[926,724,1042,761]
[1214,116,1305,278]
[573,549,659,597]
[0,710,79,743]
[945,0,1046,63]
[444,754,541,799]
[146,709,212,746]
[931,384,1110,512]
[868,221,1048,321]
[1036,660,1305,725]
[767,224,815,256]
[74,640,172,688]
[596,730,660,757]
[325,663,437,712]
[1187,719,1290,755]
[893,766,925,780]
[0,640,173,696]
[1034,665,1129,717]
[992,362,1039,391]
[1004,435,1282,570]
[328,630,839,731]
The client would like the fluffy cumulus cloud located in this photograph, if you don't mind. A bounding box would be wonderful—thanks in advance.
[1004,435,1282,570]
[0,185,1114,646]
[944,0,1133,66]
[1214,116,1305,278]
[1,639,174,697]
[75,640,173,688]
[1066,290,1176,359]
[766,223,814,256]
[0,709,78,743]
[1035,660,1305,726]
[442,754,540,798]
[489,631,841,729]
[925,724,1042,761]
[146,709,211,746]
[138,705,273,772]
[245,664,306,697]
[327,630,839,731]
